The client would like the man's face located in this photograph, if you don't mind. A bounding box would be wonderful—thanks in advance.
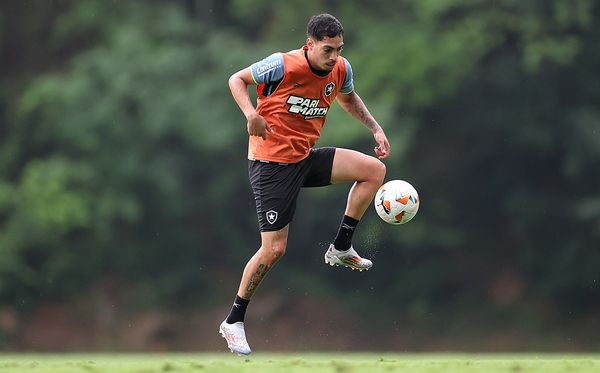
[306,35,344,72]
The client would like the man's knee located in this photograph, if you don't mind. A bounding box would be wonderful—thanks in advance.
[260,228,288,262]
[375,159,386,182]
[260,225,289,263]
[368,158,386,184]
[263,241,286,261]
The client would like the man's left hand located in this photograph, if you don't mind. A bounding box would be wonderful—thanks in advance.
[374,129,390,159]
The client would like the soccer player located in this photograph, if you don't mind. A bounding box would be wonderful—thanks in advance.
[219,13,390,355]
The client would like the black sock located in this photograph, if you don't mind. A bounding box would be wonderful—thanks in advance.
[333,215,359,251]
[226,295,250,324]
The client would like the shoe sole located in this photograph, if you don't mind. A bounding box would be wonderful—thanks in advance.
[324,255,371,271]
[219,325,251,355]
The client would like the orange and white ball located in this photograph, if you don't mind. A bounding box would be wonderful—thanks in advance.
[374,180,420,224]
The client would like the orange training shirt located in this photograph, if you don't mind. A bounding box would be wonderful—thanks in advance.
[248,46,353,163]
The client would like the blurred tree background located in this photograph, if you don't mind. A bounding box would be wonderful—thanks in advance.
[0,0,599,351]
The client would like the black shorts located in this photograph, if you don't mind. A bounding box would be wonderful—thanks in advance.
[248,147,336,232]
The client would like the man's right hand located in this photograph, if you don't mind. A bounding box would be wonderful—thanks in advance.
[247,113,273,140]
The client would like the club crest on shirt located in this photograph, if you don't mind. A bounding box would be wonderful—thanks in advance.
[286,95,329,119]
[324,82,335,96]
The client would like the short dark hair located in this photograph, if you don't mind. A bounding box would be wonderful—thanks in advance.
[306,14,344,41]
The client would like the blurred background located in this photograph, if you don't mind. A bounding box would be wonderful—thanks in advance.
[1,0,599,352]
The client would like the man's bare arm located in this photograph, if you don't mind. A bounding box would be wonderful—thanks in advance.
[228,68,272,139]
[337,91,380,131]
[337,91,390,159]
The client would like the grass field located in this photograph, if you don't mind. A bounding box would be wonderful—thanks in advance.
[0,353,599,373]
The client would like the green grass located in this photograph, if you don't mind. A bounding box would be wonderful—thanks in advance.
[0,353,598,372]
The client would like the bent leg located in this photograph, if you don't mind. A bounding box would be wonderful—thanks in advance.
[331,148,386,220]
[237,225,289,299]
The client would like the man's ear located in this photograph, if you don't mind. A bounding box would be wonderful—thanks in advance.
[306,37,314,49]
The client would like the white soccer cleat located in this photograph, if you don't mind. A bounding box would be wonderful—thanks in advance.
[324,244,373,271]
[219,320,251,355]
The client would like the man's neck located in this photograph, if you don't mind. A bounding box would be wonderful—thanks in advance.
[304,50,330,77]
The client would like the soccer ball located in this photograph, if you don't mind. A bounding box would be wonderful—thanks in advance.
[374,180,420,224]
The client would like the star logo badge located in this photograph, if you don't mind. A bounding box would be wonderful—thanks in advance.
[266,210,278,224]
[324,82,335,96]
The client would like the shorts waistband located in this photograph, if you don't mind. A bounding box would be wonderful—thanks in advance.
[252,159,290,166]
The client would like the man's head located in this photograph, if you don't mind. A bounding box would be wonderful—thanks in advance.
[305,14,344,72]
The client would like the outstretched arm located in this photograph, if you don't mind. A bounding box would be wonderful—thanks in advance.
[228,67,272,140]
[337,91,390,159]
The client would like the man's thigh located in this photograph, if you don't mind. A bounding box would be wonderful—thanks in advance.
[330,148,383,184]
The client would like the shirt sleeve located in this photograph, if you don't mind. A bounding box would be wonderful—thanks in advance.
[250,53,285,84]
[340,58,354,94]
